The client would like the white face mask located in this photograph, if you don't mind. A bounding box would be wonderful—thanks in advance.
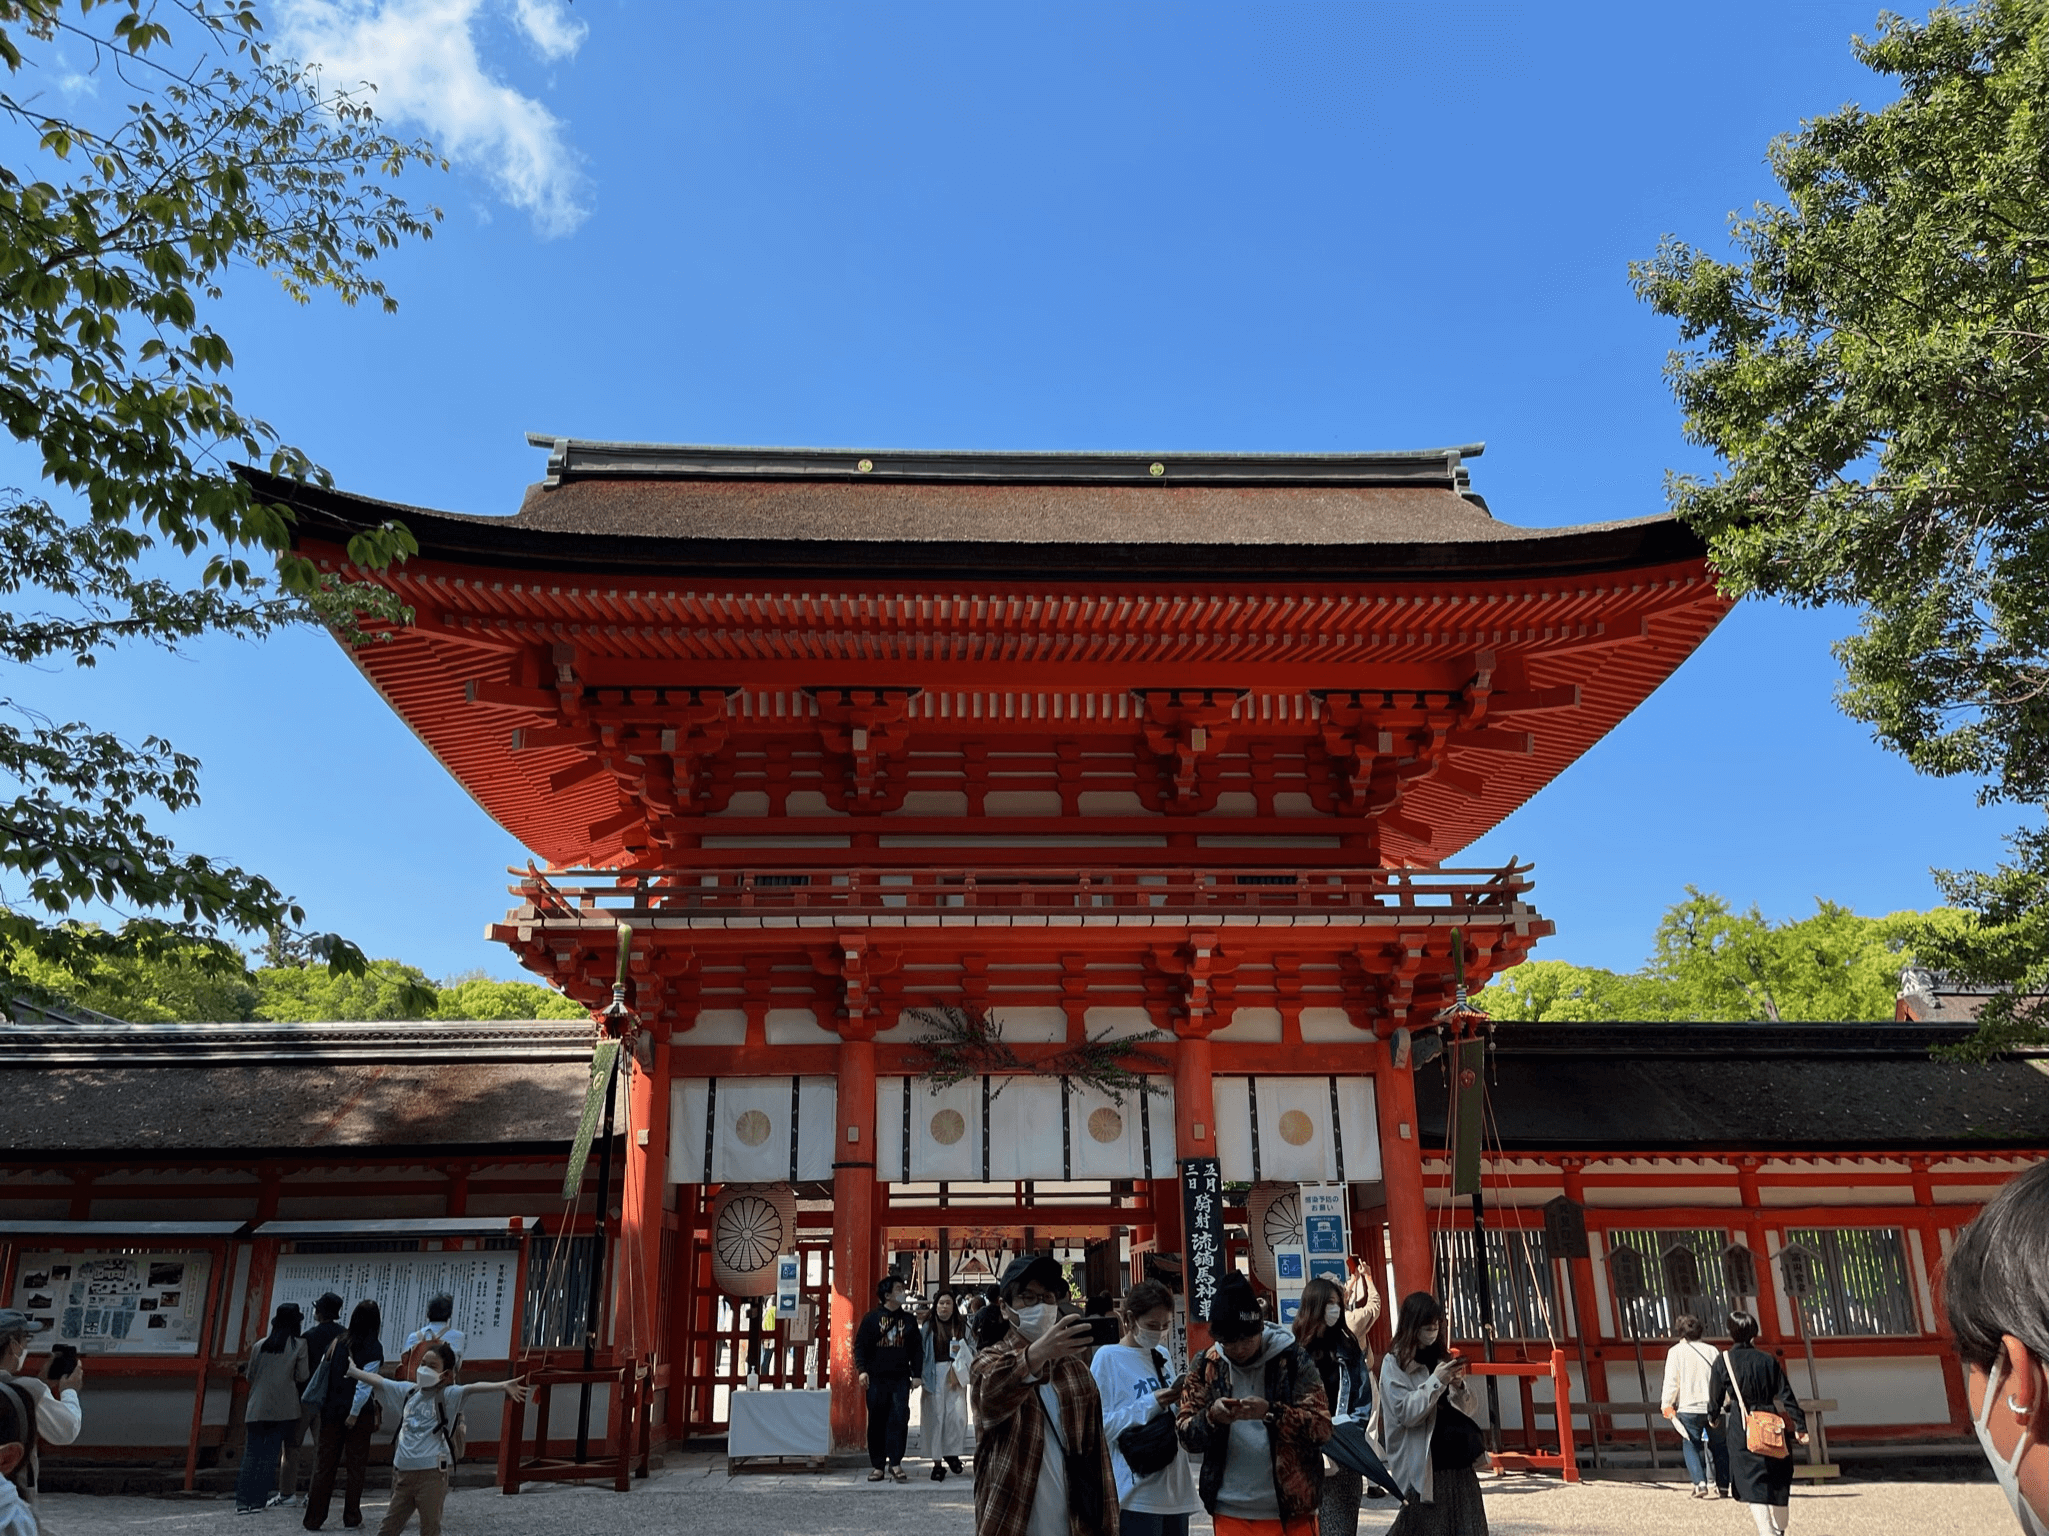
[1011,1303,1057,1341]
[414,1365,441,1389]
[1976,1356,2049,1536]
[1324,1305,1343,1328]
[1134,1325,1169,1351]
[1418,1325,1440,1348]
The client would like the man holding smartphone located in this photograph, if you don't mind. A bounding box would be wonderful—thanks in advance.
[968,1254,1118,1536]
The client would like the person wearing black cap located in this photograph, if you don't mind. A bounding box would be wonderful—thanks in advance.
[967,1253,1116,1536]
[1173,1271,1331,1536]
[853,1272,925,1482]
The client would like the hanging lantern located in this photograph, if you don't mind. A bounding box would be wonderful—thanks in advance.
[710,1182,797,1297]
[1246,1181,1301,1289]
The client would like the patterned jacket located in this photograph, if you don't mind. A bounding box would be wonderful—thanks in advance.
[968,1328,1118,1536]
[1174,1329,1332,1524]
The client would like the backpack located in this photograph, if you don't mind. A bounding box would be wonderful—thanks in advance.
[434,1391,467,1464]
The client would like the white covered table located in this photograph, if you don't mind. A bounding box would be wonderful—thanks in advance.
[727,1388,832,1472]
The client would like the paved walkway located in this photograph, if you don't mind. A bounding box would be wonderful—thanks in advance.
[37,1457,2013,1536]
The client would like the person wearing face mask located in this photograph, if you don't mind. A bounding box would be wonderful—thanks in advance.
[1367,1292,1487,1535]
[1090,1278,1199,1536]
[853,1274,926,1483]
[1946,1159,2049,1536]
[342,1344,528,1536]
[1175,1271,1332,1536]
[968,1253,1117,1536]
[920,1290,971,1481]
[1293,1276,1382,1536]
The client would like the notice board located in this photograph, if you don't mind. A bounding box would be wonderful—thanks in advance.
[270,1250,519,1361]
[11,1251,213,1355]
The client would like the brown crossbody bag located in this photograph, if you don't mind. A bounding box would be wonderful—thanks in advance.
[1721,1350,1789,1459]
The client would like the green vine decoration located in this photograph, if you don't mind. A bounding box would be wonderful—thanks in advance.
[906,1003,1170,1106]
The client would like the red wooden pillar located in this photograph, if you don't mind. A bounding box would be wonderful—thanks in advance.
[830,1035,879,1452]
[1376,1041,1432,1301]
[1735,1157,1784,1344]
[621,1036,669,1366]
[1560,1158,1606,1404]
[1173,1031,1218,1352]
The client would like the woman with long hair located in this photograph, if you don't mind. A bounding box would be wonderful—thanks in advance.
[1706,1310,1807,1536]
[1366,1292,1486,1536]
[1092,1278,1200,1536]
[920,1289,970,1480]
[238,1302,308,1513]
[1294,1276,1369,1536]
[304,1300,384,1532]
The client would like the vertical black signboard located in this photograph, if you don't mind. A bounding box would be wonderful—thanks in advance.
[1180,1156,1225,1330]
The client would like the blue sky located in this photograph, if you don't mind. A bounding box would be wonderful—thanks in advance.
[11,0,2012,983]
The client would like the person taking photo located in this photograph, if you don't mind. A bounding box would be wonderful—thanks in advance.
[969,1254,1116,1536]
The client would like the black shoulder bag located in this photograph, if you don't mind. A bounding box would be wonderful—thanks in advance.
[1428,1363,1485,1469]
[1114,1347,1181,1478]
[1038,1374,1105,1530]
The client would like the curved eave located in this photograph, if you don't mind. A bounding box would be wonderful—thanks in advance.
[248,469,1710,583]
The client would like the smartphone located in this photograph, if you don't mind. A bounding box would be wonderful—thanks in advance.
[45,1345,79,1383]
[1087,1315,1122,1347]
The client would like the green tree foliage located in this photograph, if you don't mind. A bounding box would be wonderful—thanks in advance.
[429,971,586,1022]
[7,929,258,1021]
[1475,890,1917,1022]
[0,1,439,992]
[3,929,581,1022]
[252,958,440,1023]
[1630,0,2049,1056]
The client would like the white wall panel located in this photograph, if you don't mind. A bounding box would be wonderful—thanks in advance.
[670,1076,838,1184]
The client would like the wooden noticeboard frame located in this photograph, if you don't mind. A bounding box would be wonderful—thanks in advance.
[0,1221,241,1490]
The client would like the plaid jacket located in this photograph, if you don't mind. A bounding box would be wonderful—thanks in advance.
[968,1329,1118,1536]
[1174,1337,1332,1523]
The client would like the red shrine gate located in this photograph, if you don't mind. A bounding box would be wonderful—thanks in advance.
[274,439,1729,1449]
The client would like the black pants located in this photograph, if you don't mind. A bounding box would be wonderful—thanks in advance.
[866,1376,911,1468]
[302,1407,376,1529]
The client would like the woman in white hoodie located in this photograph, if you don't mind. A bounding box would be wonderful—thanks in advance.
[1092,1279,1200,1536]
[1368,1292,1487,1536]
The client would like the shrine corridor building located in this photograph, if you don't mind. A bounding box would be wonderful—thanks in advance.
[6,440,2041,1478]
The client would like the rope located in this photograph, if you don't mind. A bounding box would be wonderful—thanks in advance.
[1483,1085,1559,1351]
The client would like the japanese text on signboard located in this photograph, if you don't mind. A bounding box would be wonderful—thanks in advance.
[1180,1157,1225,1327]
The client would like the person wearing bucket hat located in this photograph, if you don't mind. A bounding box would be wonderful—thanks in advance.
[967,1254,1116,1536]
[0,1311,79,1515]
[1173,1272,1330,1536]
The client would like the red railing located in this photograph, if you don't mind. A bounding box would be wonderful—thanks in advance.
[511,861,1535,921]
[1465,1349,1581,1483]
[498,1363,653,1494]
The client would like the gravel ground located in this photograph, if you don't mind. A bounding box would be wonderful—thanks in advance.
[34,1457,2015,1536]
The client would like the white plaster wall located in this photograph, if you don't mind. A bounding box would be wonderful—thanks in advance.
[1299,1006,1366,1042]
[1085,1006,1163,1041]
[677,1009,748,1045]
[765,1008,836,1045]
[1759,1185,1914,1206]
[1210,1007,1281,1043]
[1793,1355,1952,1427]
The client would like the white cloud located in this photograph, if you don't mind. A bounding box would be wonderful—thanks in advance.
[277,0,592,238]
[512,0,586,63]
